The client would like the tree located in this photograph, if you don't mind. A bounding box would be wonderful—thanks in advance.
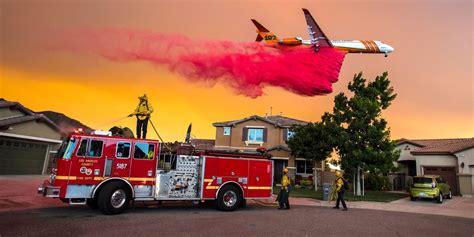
[323,72,399,195]
[287,122,334,191]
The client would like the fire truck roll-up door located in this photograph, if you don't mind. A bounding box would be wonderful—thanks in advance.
[247,159,273,198]
[155,155,201,200]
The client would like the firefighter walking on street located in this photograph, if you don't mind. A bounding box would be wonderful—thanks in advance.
[333,170,348,211]
[129,94,154,139]
[277,168,291,210]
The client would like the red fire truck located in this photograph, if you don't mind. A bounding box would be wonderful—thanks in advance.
[38,133,273,215]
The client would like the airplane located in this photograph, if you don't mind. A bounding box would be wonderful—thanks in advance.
[251,8,394,57]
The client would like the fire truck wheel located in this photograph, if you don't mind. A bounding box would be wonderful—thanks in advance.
[98,182,131,215]
[216,185,242,211]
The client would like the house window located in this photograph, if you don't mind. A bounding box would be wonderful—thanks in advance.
[296,160,313,174]
[248,128,264,142]
[223,127,231,136]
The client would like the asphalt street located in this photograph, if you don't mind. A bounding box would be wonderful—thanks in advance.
[0,202,472,237]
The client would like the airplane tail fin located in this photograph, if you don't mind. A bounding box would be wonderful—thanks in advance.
[251,19,279,43]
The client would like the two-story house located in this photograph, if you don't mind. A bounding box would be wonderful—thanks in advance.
[213,115,310,184]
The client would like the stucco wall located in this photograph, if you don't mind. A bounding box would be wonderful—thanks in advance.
[396,143,421,162]
[455,148,474,196]
[455,148,474,174]
[215,120,286,150]
[4,120,62,140]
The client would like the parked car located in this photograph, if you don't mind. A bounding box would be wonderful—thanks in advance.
[409,175,452,203]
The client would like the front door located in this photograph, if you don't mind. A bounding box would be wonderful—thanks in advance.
[273,159,287,184]
[70,137,106,184]
[129,141,157,184]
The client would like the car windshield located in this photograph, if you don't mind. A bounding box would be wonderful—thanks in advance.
[413,177,433,184]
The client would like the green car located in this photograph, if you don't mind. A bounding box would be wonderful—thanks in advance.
[410,175,452,203]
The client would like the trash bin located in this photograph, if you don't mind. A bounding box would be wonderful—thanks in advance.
[322,183,332,201]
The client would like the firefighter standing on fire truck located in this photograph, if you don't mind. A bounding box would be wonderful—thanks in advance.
[277,168,291,209]
[129,94,154,139]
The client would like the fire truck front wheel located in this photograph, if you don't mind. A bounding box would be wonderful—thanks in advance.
[216,185,242,211]
[97,182,131,215]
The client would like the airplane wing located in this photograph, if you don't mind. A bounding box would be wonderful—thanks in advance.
[302,8,333,48]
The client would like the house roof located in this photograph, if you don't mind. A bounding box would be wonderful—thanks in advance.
[213,115,308,128]
[267,145,290,152]
[398,137,474,155]
[0,99,35,116]
[0,99,62,133]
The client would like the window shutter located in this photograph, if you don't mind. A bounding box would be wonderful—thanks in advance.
[242,127,248,141]
[263,128,268,142]
[283,128,288,141]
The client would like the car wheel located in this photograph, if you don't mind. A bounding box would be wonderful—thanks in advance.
[447,190,452,199]
[98,181,131,215]
[410,196,416,201]
[216,185,242,211]
[436,193,443,204]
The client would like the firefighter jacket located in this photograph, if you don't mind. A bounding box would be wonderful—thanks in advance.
[134,100,154,121]
[281,174,290,190]
[335,177,344,192]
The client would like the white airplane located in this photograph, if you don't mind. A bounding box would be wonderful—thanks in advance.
[252,8,394,57]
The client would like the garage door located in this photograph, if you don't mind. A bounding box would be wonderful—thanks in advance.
[424,166,458,195]
[0,138,48,175]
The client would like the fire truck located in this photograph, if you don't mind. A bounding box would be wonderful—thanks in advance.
[38,132,273,215]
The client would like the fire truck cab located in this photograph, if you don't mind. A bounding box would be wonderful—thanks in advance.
[38,133,273,215]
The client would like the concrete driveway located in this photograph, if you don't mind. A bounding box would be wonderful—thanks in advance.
[260,194,474,219]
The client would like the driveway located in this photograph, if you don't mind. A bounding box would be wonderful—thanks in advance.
[258,194,474,219]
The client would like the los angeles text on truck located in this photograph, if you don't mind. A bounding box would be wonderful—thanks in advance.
[38,132,273,215]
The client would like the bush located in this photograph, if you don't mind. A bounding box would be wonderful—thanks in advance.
[365,173,390,191]
[300,179,313,187]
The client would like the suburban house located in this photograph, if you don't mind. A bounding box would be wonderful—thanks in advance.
[0,99,64,175]
[395,138,474,197]
[212,115,312,184]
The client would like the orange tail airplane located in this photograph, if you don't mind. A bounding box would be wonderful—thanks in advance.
[252,8,394,57]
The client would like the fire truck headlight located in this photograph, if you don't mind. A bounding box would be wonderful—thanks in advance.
[50,174,56,181]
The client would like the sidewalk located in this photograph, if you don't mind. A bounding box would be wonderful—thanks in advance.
[253,195,474,219]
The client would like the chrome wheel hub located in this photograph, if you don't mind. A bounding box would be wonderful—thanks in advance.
[223,190,237,207]
[111,189,126,208]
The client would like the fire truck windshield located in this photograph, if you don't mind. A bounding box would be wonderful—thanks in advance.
[62,138,77,160]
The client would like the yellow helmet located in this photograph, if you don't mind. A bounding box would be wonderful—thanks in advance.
[283,168,288,174]
[138,94,148,100]
[335,170,342,177]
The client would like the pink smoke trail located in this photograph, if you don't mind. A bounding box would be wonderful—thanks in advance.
[52,29,345,98]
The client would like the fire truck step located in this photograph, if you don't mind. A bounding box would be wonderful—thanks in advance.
[69,198,87,205]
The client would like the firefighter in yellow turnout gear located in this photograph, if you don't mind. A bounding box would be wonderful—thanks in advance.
[333,170,348,211]
[129,94,154,139]
[277,168,291,210]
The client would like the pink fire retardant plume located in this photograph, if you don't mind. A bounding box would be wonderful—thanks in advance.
[52,29,345,98]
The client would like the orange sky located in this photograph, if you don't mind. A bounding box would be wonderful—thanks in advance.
[1,0,473,141]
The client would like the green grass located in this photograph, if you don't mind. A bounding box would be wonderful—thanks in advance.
[273,186,408,202]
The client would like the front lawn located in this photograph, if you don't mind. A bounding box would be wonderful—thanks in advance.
[273,186,408,202]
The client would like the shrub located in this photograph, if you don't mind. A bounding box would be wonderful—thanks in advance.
[300,179,313,187]
[365,173,390,191]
